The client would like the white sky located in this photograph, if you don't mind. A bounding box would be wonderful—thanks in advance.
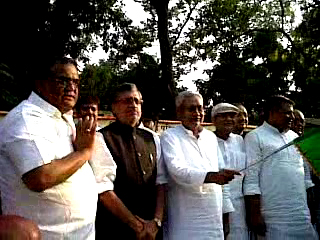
[86,0,199,91]
[86,0,303,92]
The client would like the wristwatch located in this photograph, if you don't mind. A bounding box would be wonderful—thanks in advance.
[153,217,162,228]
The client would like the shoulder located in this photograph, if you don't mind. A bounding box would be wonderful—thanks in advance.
[99,122,115,135]
[245,125,265,137]
[203,128,217,138]
[230,133,244,142]
[161,125,182,138]
[1,101,49,138]
[285,129,299,140]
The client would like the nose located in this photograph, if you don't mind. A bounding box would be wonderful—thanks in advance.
[64,81,77,91]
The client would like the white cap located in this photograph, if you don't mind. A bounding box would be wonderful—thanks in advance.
[211,103,239,118]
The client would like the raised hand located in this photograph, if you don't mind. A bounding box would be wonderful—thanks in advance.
[74,115,97,154]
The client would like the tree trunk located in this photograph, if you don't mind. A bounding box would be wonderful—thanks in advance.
[152,0,177,119]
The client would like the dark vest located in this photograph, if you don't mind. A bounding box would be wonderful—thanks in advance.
[96,121,157,239]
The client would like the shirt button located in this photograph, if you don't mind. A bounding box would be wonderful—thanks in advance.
[138,153,141,157]
[133,136,137,140]
[143,170,146,175]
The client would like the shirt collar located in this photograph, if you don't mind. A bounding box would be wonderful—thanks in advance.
[263,121,283,135]
[180,125,204,139]
[28,91,62,119]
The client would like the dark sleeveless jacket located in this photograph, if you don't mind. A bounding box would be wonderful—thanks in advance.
[96,121,157,239]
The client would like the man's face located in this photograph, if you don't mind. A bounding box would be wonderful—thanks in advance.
[178,96,204,130]
[112,90,142,127]
[293,111,305,136]
[270,102,294,132]
[235,110,248,133]
[79,103,98,119]
[213,112,237,134]
[39,63,79,113]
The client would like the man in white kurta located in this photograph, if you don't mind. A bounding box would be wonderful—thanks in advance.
[243,95,317,240]
[0,59,114,239]
[212,103,249,240]
[161,91,239,240]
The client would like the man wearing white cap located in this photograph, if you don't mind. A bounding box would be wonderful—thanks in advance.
[160,91,240,240]
[212,103,249,240]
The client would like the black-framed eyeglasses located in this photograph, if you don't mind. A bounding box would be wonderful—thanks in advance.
[51,76,80,87]
[115,97,144,105]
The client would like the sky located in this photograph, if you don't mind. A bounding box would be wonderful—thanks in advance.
[86,0,200,91]
[86,0,303,92]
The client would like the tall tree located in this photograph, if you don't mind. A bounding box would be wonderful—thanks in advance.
[131,0,202,118]
[292,0,320,117]
[0,0,137,109]
[189,0,298,109]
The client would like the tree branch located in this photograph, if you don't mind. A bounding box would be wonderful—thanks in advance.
[172,1,200,47]
[279,0,285,30]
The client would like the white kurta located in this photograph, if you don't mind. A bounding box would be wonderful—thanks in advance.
[217,133,249,240]
[0,92,111,239]
[160,125,233,240]
[243,121,317,240]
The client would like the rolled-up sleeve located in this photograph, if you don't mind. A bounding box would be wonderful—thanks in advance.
[160,131,207,187]
[89,132,117,194]
[243,132,262,195]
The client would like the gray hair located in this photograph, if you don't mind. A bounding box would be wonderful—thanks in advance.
[175,91,203,110]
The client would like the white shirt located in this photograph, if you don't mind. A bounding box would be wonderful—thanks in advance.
[0,92,109,239]
[217,133,246,198]
[243,121,314,231]
[217,133,249,240]
[160,125,233,240]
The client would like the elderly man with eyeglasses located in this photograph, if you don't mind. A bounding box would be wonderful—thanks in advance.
[95,83,166,240]
[0,57,101,239]
[160,91,240,240]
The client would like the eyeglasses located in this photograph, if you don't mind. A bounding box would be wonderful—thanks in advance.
[186,106,204,113]
[115,97,144,105]
[51,76,80,87]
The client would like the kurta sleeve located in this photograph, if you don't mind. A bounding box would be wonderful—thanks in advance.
[217,145,234,213]
[154,134,168,185]
[160,131,208,187]
[303,159,314,189]
[5,113,57,175]
[5,139,46,176]
[89,132,117,194]
[243,131,262,195]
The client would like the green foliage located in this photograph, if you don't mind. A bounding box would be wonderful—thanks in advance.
[0,0,140,110]
[79,53,169,118]
[292,1,320,117]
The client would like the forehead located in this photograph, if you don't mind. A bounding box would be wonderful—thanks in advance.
[278,102,293,112]
[80,103,98,109]
[116,89,141,99]
[238,107,248,115]
[216,112,237,118]
[182,96,203,107]
[294,110,304,117]
[50,63,79,77]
